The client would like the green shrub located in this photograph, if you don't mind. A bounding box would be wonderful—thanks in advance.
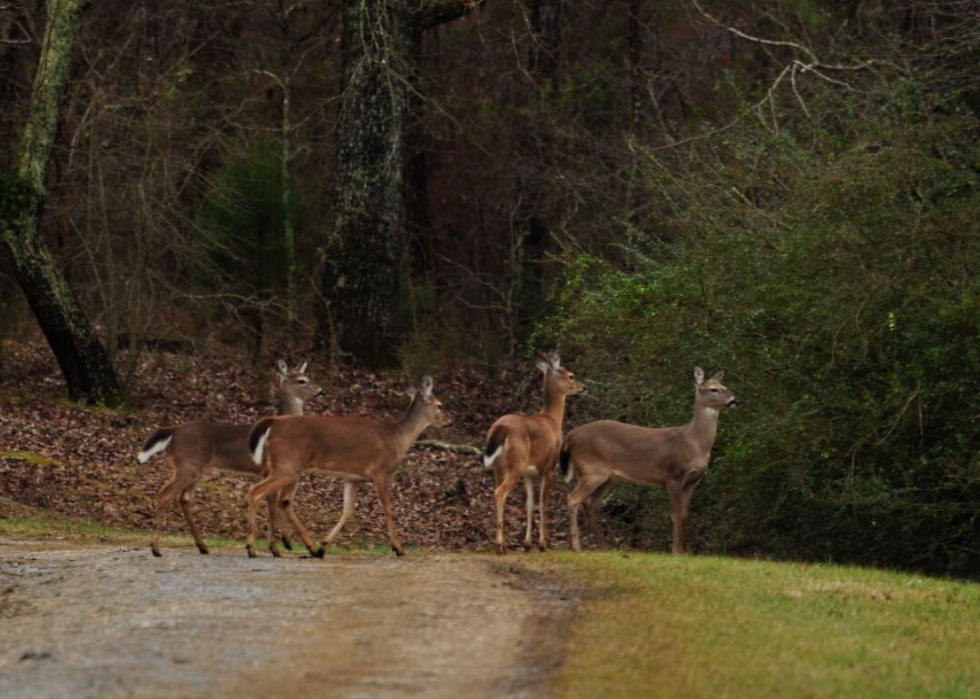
[540,84,980,577]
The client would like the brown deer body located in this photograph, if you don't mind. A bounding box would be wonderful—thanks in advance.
[483,351,586,554]
[245,376,450,558]
[138,361,322,557]
[561,367,739,554]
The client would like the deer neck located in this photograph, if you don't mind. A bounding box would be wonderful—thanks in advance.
[391,398,430,456]
[541,375,567,428]
[687,399,719,454]
[278,391,304,416]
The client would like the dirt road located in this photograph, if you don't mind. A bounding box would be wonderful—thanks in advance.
[0,543,576,699]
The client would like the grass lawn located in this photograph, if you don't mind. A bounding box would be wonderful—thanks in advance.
[0,500,405,556]
[546,552,980,699]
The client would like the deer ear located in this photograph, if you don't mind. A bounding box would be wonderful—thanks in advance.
[710,370,724,383]
[298,361,308,374]
[406,385,418,400]
[694,366,705,386]
[276,359,288,376]
[421,375,434,398]
[534,352,551,373]
[548,350,561,371]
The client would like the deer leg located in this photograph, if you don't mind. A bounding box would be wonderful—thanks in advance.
[246,472,298,558]
[583,479,613,549]
[538,470,554,551]
[568,476,605,552]
[265,492,282,558]
[494,471,521,555]
[667,481,686,555]
[522,474,535,550]
[150,471,196,557]
[373,474,403,556]
[277,481,300,551]
[279,485,319,558]
[319,481,359,554]
[179,482,209,555]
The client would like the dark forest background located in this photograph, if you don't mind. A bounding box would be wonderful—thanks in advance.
[1,0,978,576]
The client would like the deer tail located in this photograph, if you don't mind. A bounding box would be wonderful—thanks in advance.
[560,443,574,483]
[483,427,507,468]
[249,417,278,466]
[137,427,176,464]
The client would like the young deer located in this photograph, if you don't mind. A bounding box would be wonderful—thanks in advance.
[245,376,450,558]
[561,367,739,554]
[137,360,322,557]
[483,351,586,554]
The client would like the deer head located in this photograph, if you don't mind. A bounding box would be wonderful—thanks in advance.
[276,359,324,405]
[535,350,586,397]
[406,375,452,428]
[693,367,740,410]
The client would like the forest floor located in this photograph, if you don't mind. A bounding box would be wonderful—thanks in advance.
[0,339,598,554]
[0,537,577,699]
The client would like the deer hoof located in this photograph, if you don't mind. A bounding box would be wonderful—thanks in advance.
[198,546,210,555]
[538,543,548,552]
[312,547,326,559]
[280,535,293,551]
[393,545,405,557]
[151,547,162,558]
[246,545,257,559]
[269,546,281,558]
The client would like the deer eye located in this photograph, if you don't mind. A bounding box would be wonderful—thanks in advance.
[298,379,308,385]
[710,388,719,393]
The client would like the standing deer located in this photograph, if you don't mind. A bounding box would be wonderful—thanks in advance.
[561,367,739,554]
[137,360,322,557]
[244,376,450,558]
[483,351,586,554]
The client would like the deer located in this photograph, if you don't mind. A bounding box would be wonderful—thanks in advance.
[561,367,740,554]
[137,360,323,558]
[483,351,586,554]
[244,375,451,558]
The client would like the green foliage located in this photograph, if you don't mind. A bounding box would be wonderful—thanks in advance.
[193,144,305,300]
[541,84,980,576]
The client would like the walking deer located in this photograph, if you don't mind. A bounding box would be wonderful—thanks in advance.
[137,360,322,557]
[483,351,586,554]
[561,367,739,554]
[244,376,450,558]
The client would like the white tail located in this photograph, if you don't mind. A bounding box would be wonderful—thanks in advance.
[483,442,504,468]
[138,434,172,464]
[564,367,740,554]
[244,376,452,559]
[139,360,323,558]
[483,351,586,554]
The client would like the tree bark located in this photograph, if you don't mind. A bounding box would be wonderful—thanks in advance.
[321,0,413,368]
[0,0,122,406]
[321,0,476,367]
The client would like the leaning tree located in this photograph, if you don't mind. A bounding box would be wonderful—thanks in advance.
[0,0,121,405]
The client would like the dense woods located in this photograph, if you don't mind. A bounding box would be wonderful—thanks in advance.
[1,1,978,576]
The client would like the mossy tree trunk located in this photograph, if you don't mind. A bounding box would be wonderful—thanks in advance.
[0,0,122,406]
[321,0,476,368]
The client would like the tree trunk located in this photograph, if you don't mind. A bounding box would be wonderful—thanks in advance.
[0,0,121,406]
[321,0,413,368]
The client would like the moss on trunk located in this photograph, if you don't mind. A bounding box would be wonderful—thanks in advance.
[0,0,122,406]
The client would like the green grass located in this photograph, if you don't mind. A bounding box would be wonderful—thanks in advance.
[546,552,980,699]
[0,500,414,557]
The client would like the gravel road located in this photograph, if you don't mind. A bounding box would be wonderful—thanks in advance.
[0,542,576,699]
